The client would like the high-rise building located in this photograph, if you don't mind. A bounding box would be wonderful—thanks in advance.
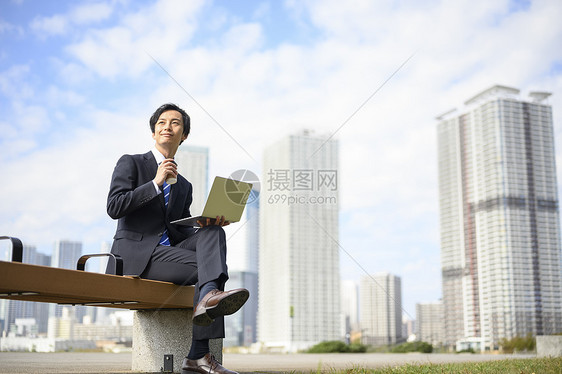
[50,240,84,321]
[437,85,562,350]
[51,240,82,271]
[224,270,258,347]
[341,280,359,339]
[258,130,340,352]
[0,244,51,336]
[245,195,260,274]
[224,194,260,347]
[416,301,444,346]
[360,273,403,346]
[402,318,415,341]
[175,145,209,215]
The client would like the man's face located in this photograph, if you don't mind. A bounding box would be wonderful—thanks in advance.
[152,110,187,147]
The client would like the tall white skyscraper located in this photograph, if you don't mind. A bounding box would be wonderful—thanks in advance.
[175,145,209,215]
[437,85,562,350]
[259,130,340,351]
[50,240,83,320]
[52,240,82,270]
[245,196,260,273]
[341,280,359,338]
[360,273,403,346]
[416,301,444,346]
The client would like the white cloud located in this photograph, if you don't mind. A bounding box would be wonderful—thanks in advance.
[0,64,34,100]
[44,85,86,107]
[70,2,113,25]
[65,0,206,79]
[221,23,264,53]
[66,26,143,78]
[50,58,95,85]
[252,2,271,20]
[0,19,24,36]
[0,102,50,160]
[29,1,115,37]
[30,14,68,36]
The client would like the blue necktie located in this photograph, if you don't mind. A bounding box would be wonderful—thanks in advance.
[159,182,171,246]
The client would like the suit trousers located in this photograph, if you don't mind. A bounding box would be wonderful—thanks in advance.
[140,225,228,340]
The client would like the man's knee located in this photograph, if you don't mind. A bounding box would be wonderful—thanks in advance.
[198,225,226,242]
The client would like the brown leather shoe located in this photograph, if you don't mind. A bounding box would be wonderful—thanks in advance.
[181,354,238,374]
[192,288,249,326]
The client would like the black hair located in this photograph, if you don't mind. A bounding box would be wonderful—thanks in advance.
[149,103,190,139]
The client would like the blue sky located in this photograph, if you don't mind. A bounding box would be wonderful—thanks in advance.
[1,0,562,319]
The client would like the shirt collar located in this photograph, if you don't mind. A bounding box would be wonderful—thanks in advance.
[151,147,168,165]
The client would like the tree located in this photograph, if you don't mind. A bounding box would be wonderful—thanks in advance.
[499,333,535,353]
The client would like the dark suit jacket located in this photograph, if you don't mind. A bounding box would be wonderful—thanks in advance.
[106,151,196,275]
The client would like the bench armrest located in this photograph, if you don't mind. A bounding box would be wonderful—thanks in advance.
[77,253,123,276]
[0,236,23,262]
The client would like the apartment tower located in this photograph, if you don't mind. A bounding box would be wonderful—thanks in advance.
[437,85,562,350]
[359,273,403,346]
[415,301,444,346]
[258,130,340,351]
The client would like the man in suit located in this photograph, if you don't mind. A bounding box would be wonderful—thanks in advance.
[107,103,248,374]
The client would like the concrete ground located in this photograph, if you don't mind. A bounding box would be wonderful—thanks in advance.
[0,351,533,373]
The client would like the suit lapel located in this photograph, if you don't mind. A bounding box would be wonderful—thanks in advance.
[143,151,158,175]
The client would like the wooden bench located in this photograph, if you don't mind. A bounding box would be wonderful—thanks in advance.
[0,236,222,373]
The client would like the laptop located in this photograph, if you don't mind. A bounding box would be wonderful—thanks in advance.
[171,176,253,227]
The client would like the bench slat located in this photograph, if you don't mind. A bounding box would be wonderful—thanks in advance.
[0,261,194,310]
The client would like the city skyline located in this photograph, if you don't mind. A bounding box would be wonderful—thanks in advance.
[1,234,409,344]
[2,0,562,319]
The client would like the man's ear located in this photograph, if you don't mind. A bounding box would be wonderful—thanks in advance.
[152,132,156,140]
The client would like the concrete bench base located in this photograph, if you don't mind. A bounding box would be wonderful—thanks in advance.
[133,309,222,373]
[536,335,562,357]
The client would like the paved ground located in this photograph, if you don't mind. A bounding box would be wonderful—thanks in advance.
[0,351,534,373]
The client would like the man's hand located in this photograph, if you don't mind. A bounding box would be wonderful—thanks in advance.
[197,215,230,228]
[154,159,177,186]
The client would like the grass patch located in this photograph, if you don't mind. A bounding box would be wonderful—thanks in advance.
[287,357,562,374]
